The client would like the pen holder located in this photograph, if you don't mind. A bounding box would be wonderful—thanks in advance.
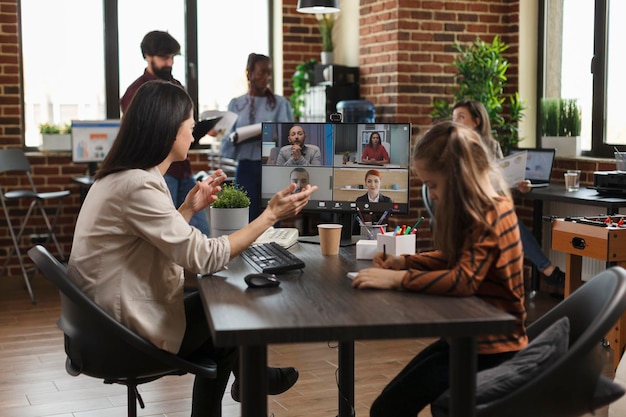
[360,222,387,240]
[377,232,416,256]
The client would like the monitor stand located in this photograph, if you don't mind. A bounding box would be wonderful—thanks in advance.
[297,212,360,247]
[88,162,98,177]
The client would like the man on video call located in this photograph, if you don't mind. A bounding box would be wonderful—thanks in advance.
[120,30,210,235]
[275,125,322,166]
[289,167,310,194]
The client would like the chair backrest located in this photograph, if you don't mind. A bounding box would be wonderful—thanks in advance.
[479,266,626,416]
[421,185,435,228]
[0,148,32,175]
[27,245,216,380]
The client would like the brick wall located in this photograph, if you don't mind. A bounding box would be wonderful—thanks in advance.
[0,0,614,282]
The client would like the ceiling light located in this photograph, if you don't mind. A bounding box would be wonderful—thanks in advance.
[296,0,340,14]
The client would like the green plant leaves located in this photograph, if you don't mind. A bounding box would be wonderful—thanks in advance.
[431,35,526,154]
[290,59,318,121]
[211,183,251,209]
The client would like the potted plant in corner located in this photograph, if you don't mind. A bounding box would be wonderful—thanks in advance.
[540,98,582,157]
[430,36,525,155]
[209,183,251,238]
[40,122,72,151]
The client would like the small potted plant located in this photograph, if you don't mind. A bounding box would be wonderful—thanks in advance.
[209,183,251,237]
[39,122,72,151]
[317,13,336,64]
[540,98,582,157]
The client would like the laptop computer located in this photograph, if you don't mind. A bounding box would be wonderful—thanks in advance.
[510,148,556,188]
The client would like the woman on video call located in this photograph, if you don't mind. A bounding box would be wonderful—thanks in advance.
[361,131,390,164]
[356,169,392,203]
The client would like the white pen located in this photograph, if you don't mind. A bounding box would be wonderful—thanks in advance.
[205,173,226,185]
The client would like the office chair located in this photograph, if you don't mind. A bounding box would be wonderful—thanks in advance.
[0,148,70,303]
[27,245,218,417]
[434,266,626,417]
[421,184,435,229]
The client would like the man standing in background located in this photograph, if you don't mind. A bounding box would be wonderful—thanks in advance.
[120,30,210,235]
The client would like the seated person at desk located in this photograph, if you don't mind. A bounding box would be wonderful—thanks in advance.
[356,169,392,203]
[352,122,527,417]
[361,131,390,164]
[67,81,317,414]
[452,98,565,287]
[275,124,322,166]
[290,167,309,194]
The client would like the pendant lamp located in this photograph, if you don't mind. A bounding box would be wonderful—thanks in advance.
[296,0,340,14]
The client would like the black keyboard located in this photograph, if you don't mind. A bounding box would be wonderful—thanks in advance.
[240,242,305,274]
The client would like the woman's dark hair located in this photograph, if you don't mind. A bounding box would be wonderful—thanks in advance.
[238,53,277,120]
[96,80,193,180]
[367,131,381,147]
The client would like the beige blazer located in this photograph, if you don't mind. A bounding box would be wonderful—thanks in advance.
[68,167,231,353]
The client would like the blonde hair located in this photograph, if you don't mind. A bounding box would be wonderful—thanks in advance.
[413,121,510,265]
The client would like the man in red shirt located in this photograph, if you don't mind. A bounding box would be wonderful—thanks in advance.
[120,30,210,235]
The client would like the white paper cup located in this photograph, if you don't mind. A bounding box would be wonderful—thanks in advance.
[318,224,343,255]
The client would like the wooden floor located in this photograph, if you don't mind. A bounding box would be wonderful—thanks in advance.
[0,272,613,417]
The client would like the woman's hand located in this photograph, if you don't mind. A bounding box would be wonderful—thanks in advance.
[372,253,406,270]
[265,183,318,223]
[516,180,532,194]
[351,267,405,290]
[179,170,226,220]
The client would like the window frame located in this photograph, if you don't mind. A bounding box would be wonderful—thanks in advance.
[20,0,273,150]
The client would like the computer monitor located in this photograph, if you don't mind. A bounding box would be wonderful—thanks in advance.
[71,119,121,175]
[260,122,412,244]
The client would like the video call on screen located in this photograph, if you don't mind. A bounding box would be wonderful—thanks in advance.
[260,122,412,215]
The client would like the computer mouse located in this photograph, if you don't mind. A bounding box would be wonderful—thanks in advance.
[244,273,281,288]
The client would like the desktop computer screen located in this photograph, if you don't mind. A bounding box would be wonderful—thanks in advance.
[71,119,121,164]
[260,122,412,241]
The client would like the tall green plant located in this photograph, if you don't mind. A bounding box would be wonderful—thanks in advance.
[317,14,335,52]
[290,59,317,121]
[431,36,525,154]
[541,98,581,137]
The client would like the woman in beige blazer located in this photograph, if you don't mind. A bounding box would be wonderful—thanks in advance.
[68,80,317,415]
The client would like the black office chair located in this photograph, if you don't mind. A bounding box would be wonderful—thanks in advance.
[421,184,435,229]
[0,148,70,303]
[27,245,218,417]
[435,266,626,417]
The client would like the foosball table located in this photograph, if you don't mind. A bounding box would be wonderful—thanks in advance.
[551,215,626,370]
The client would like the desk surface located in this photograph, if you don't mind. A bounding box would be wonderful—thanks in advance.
[197,243,515,347]
[527,185,626,209]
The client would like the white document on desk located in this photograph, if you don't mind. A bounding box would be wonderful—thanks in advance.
[498,150,527,188]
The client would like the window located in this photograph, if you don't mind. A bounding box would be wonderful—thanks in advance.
[20,1,269,148]
[542,0,626,157]
[606,1,626,145]
[196,1,269,114]
[21,0,105,147]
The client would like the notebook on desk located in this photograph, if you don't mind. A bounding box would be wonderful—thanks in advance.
[510,148,556,188]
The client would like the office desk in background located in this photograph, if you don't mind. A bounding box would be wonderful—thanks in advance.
[521,186,626,297]
[197,243,515,417]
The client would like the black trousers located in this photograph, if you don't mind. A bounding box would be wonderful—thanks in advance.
[369,338,516,417]
[178,291,238,417]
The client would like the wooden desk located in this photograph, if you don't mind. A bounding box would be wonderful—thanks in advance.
[521,186,626,296]
[551,217,626,369]
[197,243,515,417]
